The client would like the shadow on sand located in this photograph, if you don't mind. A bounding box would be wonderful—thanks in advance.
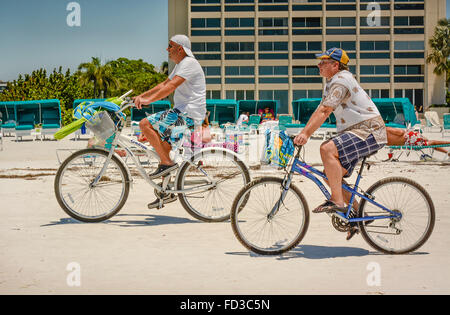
[42,213,199,227]
[227,244,370,260]
[227,244,429,259]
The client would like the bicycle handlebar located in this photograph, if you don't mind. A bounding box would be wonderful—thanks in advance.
[119,90,134,100]
[116,89,156,114]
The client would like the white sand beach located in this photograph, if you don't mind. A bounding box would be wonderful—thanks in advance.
[0,130,449,295]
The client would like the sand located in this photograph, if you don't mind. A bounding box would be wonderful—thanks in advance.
[0,129,449,295]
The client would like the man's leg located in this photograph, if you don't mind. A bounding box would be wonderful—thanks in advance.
[323,177,359,210]
[428,140,450,155]
[320,140,345,207]
[139,118,173,166]
[320,140,361,240]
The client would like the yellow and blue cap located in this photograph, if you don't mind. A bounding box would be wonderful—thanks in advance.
[316,48,349,65]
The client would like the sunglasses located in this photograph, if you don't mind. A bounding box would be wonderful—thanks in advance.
[168,43,181,49]
[318,59,338,66]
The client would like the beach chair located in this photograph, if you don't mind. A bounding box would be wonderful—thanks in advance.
[443,114,450,138]
[15,112,35,141]
[41,109,61,139]
[276,114,293,131]
[0,115,2,151]
[1,121,16,136]
[424,111,443,133]
[0,103,17,136]
[248,114,261,134]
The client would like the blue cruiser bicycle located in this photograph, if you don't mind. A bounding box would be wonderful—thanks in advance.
[231,135,435,255]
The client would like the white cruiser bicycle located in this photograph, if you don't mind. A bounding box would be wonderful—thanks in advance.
[54,91,250,223]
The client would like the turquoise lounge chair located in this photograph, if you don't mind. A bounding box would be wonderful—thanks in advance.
[276,114,293,131]
[0,104,16,136]
[15,112,35,141]
[1,120,16,136]
[41,109,61,139]
[443,114,450,138]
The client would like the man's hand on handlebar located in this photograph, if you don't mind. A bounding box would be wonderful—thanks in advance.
[294,133,309,146]
[132,96,144,109]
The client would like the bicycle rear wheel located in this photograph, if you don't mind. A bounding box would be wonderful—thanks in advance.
[176,148,250,222]
[358,177,435,254]
[54,149,130,223]
[231,177,309,255]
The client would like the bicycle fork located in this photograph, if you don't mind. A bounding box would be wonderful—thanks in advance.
[89,149,116,188]
[267,172,294,221]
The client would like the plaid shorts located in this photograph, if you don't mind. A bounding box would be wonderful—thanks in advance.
[147,108,194,145]
[332,132,385,178]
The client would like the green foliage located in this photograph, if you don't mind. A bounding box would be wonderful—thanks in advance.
[0,57,168,126]
[78,57,120,98]
[0,67,92,126]
[106,58,168,96]
[426,18,450,85]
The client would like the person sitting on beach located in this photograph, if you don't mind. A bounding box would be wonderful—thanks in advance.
[386,127,450,159]
[261,107,274,122]
[236,112,249,127]
[294,48,387,241]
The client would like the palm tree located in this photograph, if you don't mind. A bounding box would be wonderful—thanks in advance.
[78,57,120,98]
[426,18,450,89]
[96,64,120,98]
[78,57,101,98]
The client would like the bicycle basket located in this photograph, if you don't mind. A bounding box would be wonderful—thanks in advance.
[85,111,116,141]
[261,129,295,168]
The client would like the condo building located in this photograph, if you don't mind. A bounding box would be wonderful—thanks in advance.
[169,0,446,115]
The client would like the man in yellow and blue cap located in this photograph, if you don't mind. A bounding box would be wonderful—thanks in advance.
[294,48,387,240]
[316,47,350,69]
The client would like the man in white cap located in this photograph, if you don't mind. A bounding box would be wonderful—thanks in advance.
[133,34,206,208]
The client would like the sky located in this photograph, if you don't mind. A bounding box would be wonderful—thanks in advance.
[0,0,449,82]
[0,0,168,81]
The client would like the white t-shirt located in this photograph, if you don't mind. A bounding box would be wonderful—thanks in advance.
[236,114,248,126]
[321,70,387,144]
[169,57,206,123]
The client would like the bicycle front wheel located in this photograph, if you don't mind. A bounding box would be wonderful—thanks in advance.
[358,177,435,254]
[231,177,309,255]
[176,148,250,222]
[54,149,130,223]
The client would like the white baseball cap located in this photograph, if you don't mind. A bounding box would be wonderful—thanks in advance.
[170,34,195,58]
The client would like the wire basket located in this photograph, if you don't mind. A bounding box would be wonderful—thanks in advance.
[85,111,117,141]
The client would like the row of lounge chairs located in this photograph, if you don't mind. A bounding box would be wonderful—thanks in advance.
[1,111,61,141]
[0,100,61,141]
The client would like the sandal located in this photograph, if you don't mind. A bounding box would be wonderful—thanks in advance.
[313,200,347,213]
[346,227,359,241]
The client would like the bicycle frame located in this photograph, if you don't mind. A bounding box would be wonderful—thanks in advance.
[89,109,216,196]
[274,147,402,224]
